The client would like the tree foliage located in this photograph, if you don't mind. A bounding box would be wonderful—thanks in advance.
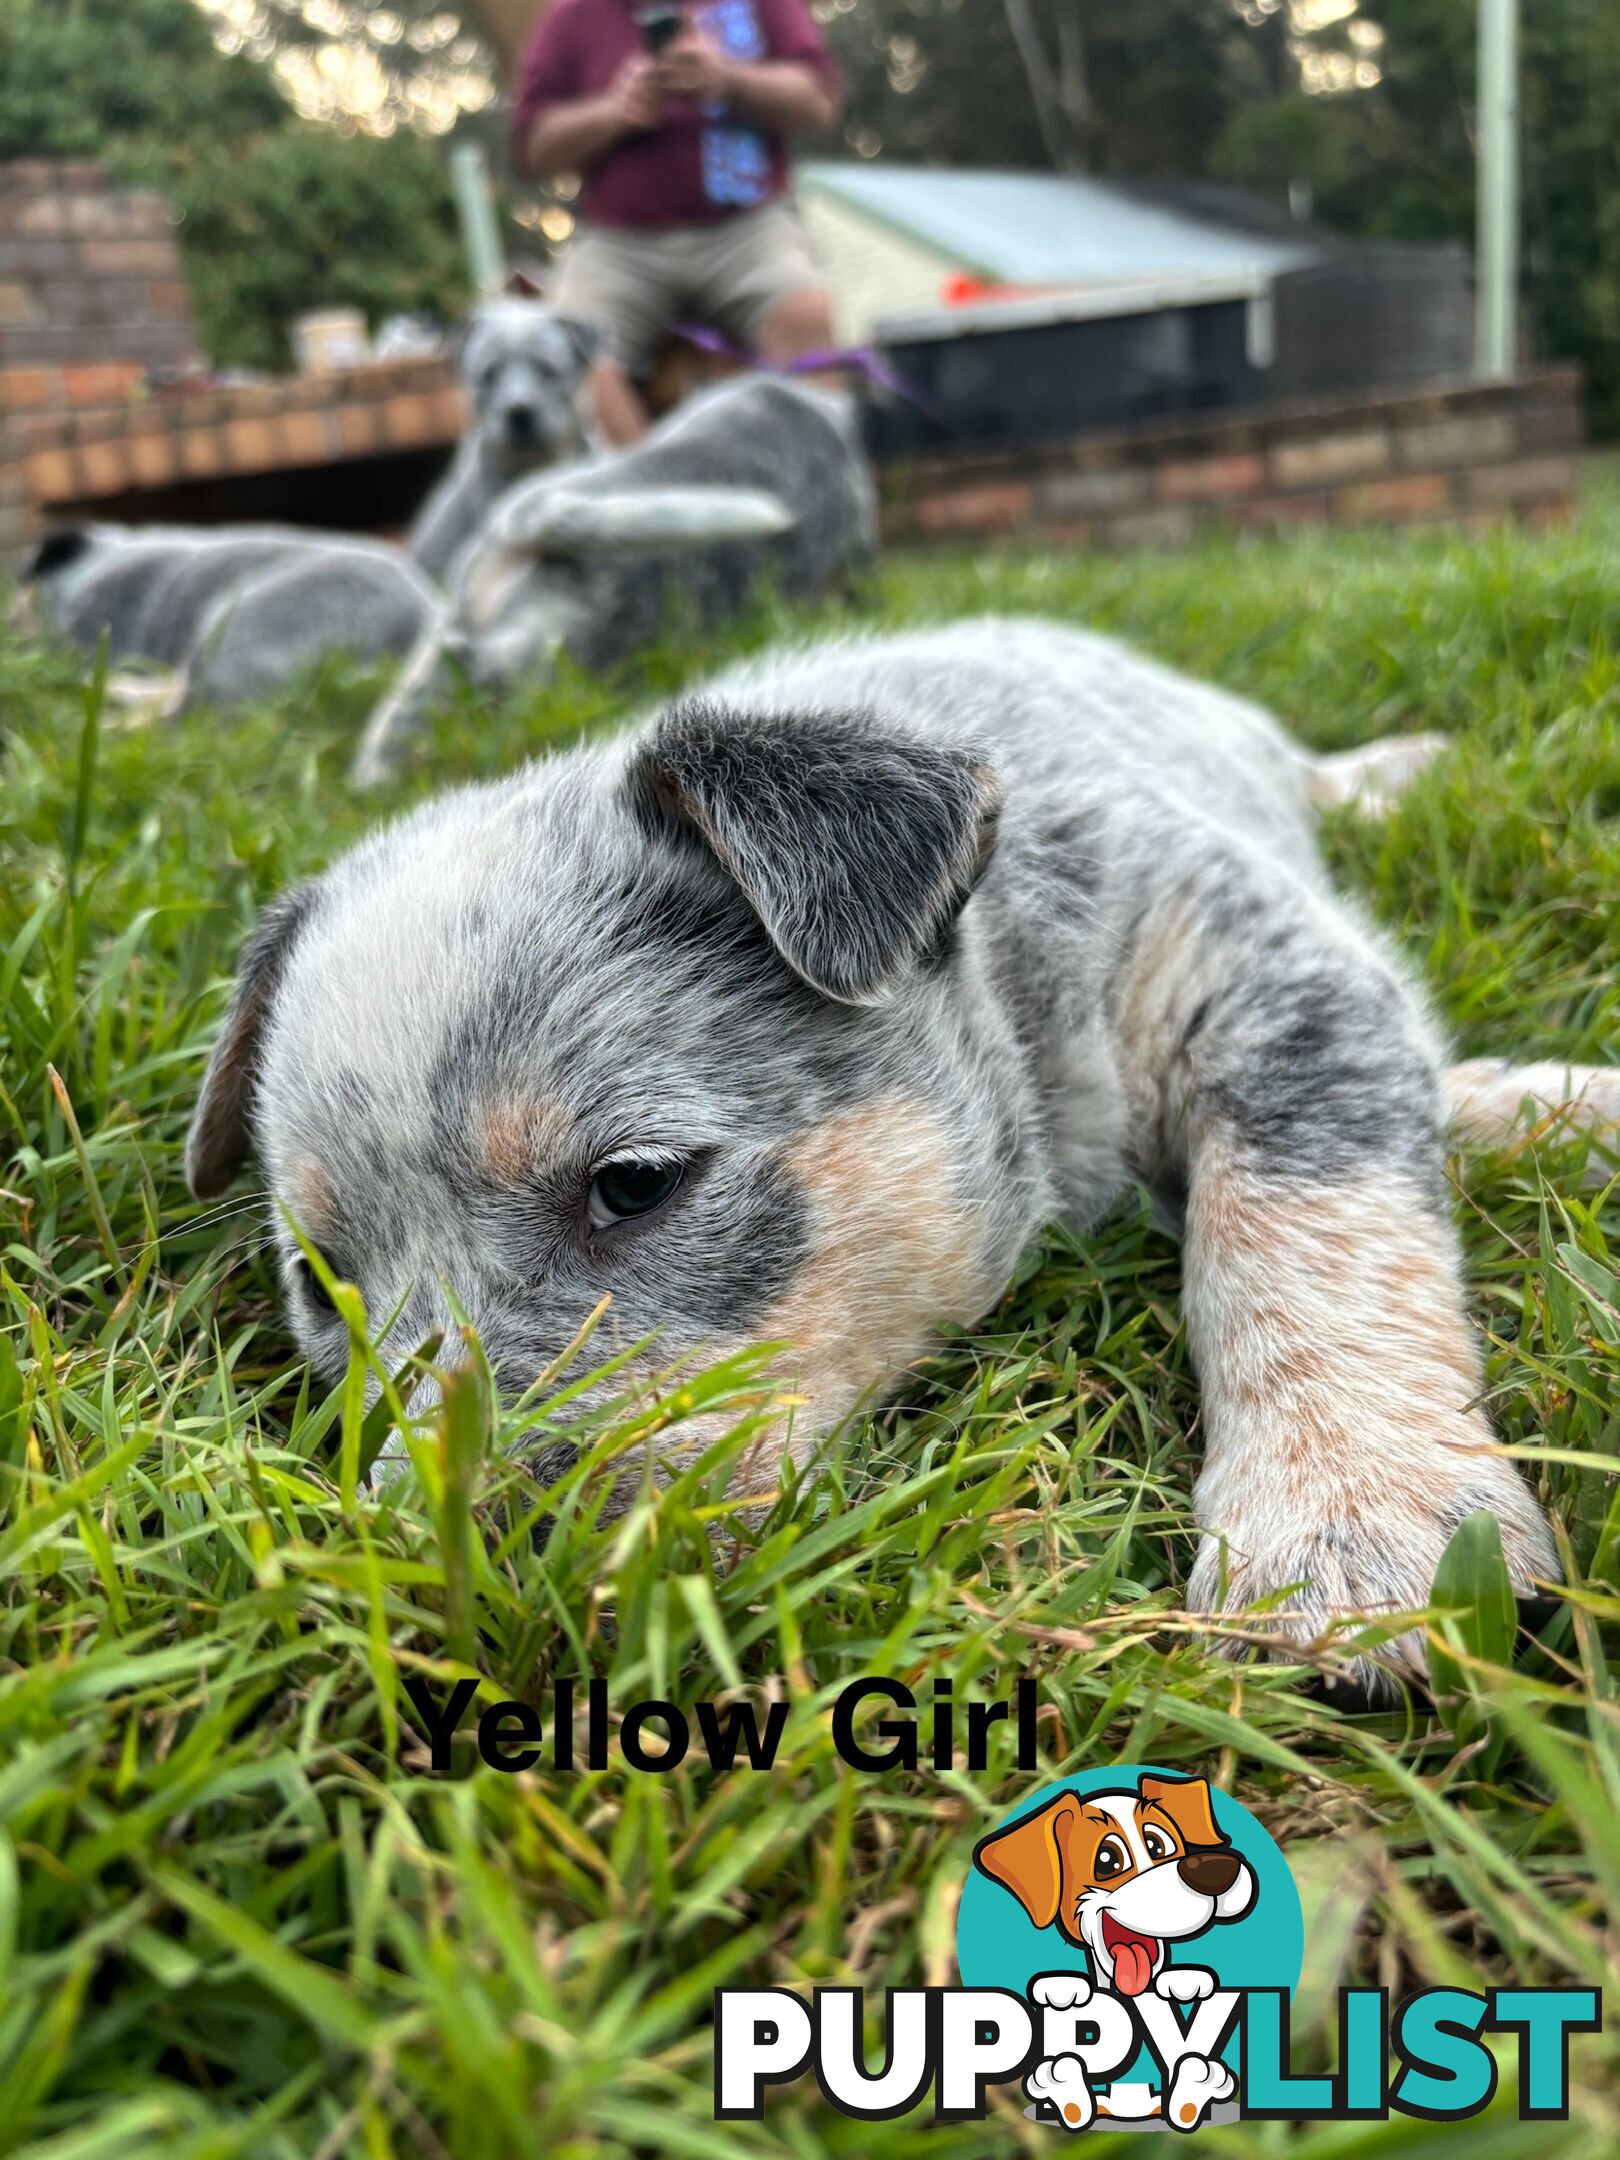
[0,0,468,372]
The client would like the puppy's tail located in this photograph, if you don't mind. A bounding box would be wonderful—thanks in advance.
[1303,732,1450,816]
[1445,1059,1620,1184]
[351,611,459,789]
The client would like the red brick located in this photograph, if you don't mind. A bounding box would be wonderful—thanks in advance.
[1036,464,1149,518]
[61,362,140,408]
[76,439,128,496]
[334,402,381,456]
[1464,456,1579,508]
[1230,491,1334,530]
[279,408,337,463]
[1272,429,1390,488]
[1154,451,1266,503]
[177,428,225,478]
[1,366,52,411]
[382,391,445,448]
[912,480,1033,536]
[126,431,178,487]
[77,239,178,276]
[145,280,192,319]
[1336,473,1453,522]
[22,447,78,501]
[224,417,279,471]
[1102,504,1199,551]
[1394,414,1515,470]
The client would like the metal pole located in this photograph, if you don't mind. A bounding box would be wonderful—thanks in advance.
[450,142,507,296]
[1476,0,1519,379]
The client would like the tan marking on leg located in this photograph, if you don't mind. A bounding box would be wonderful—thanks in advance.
[1113,896,1212,1166]
[1183,1161,1557,1664]
[476,1094,570,1184]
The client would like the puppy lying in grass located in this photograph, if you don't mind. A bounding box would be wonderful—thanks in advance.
[352,373,872,787]
[187,619,1617,1693]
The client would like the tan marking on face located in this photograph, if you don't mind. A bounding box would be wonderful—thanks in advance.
[476,1093,571,1184]
[752,1095,989,1452]
[287,1160,336,1237]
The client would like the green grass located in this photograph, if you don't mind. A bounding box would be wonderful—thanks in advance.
[2,495,1619,2159]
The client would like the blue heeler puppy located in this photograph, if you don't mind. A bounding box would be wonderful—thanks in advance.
[353,373,873,787]
[406,298,598,584]
[186,620,1616,1693]
[23,524,438,710]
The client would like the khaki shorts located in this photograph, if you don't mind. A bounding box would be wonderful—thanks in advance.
[551,199,823,377]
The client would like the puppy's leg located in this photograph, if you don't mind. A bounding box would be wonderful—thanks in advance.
[351,611,459,789]
[1115,867,1558,1685]
[1302,733,1450,816]
[1446,1058,1620,1182]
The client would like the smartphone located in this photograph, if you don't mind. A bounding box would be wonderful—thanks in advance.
[634,3,684,54]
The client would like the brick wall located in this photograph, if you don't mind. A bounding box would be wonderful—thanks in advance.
[1,161,200,567]
[880,367,1584,549]
[0,161,468,574]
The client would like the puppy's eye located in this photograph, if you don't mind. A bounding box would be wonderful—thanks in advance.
[588,1154,684,1227]
[1142,1824,1175,1862]
[294,1254,340,1318]
[1094,1835,1130,1880]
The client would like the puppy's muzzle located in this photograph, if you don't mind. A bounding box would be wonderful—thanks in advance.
[504,405,541,450]
[1177,1849,1240,1898]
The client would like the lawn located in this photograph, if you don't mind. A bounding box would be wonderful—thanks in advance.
[1,493,1617,2159]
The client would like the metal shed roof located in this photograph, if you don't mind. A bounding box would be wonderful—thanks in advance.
[797,162,1317,288]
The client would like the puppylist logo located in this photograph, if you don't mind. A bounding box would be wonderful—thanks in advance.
[716,1766,1601,2130]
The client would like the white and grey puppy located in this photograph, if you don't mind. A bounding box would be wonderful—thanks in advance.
[406,298,598,585]
[188,620,1614,1690]
[355,373,873,786]
[26,524,439,710]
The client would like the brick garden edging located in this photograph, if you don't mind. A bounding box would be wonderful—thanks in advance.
[878,367,1584,549]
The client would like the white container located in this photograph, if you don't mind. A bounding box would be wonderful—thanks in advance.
[293,308,370,374]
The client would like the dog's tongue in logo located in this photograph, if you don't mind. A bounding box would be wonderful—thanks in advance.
[1102,1916,1159,1997]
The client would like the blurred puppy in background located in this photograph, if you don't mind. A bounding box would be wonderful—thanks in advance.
[407,298,599,583]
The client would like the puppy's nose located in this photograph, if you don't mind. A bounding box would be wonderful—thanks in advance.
[1177,1850,1240,1897]
[505,405,540,446]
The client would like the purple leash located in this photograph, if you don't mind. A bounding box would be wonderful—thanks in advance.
[676,323,932,409]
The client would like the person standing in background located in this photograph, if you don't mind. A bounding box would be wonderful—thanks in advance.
[513,0,843,444]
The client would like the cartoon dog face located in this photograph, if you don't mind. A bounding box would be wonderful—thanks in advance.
[460,298,596,465]
[974,1776,1255,1998]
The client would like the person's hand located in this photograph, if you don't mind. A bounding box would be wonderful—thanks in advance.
[654,30,733,106]
[607,52,664,133]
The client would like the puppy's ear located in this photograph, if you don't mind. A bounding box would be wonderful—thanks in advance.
[184,887,315,1200]
[627,703,1002,1005]
[27,527,93,582]
[973,1793,1081,1930]
[1139,1774,1227,1850]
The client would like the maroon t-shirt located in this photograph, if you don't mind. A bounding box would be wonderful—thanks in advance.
[513,0,840,230]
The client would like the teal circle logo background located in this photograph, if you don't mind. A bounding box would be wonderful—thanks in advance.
[957,1767,1303,2082]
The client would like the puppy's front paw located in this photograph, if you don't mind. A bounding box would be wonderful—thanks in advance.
[1025,2055,1094,2132]
[1032,1972,1093,2012]
[1188,1453,1559,1692]
[1164,2053,1235,2132]
[1155,1966,1215,2004]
